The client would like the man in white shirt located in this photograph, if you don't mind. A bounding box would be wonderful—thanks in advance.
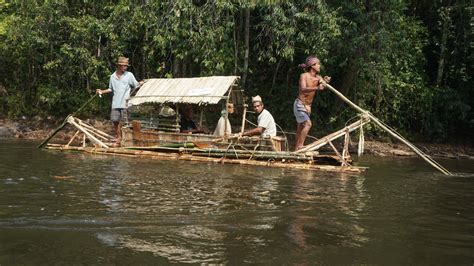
[241,96,277,137]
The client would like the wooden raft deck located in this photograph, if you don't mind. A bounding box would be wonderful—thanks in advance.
[46,144,367,174]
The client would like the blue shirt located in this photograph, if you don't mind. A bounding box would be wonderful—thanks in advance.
[109,71,139,109]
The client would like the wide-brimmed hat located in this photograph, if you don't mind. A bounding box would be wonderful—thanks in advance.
[298,56,318,69]
[117,56,129,66]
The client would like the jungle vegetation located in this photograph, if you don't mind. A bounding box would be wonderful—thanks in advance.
[0,1,472,141]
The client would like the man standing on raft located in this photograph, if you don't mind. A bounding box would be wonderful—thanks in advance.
[294,56,331,151]
[96,56,143,146]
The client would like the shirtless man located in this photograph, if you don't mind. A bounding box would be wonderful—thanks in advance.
[294,56,331,151]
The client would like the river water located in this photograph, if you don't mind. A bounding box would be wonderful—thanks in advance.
[0,139,473,264]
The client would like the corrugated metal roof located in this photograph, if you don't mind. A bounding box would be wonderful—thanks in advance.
[128,76,240,106]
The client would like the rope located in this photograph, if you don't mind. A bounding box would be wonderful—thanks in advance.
[245,118,317,139]
[248,143,260,161]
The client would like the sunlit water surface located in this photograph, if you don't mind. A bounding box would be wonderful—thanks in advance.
[1,140,473,264]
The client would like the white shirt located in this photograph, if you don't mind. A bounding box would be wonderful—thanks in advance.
[108,71,139,109]
[257,109,277,137]
[213,116,232,136]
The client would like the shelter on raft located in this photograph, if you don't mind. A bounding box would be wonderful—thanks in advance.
[43,75,371,173]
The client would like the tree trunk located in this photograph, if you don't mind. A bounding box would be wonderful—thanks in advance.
[270,59,281,94]
[337,59,358,110]
[233,14,239,75]
[241,8,250,87]
[436,7,450,86]
[173,57,181,78]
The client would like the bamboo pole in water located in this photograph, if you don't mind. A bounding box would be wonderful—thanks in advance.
[37,94,98,148]
[323,82,453,176]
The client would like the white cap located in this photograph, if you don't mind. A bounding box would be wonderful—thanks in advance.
[252,95,262,103]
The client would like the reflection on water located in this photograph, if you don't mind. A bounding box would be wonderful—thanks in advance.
[0,139,473,264]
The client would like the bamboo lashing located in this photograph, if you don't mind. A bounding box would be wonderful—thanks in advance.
[323,82,453,176]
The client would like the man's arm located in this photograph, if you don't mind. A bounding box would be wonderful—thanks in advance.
[96,88,112,95]
[299,74,319,93]
[241,127,264,136]
[97,77,113,95]
[317,75,331,90]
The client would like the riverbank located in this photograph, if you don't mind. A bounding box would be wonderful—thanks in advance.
[1,117,473,159]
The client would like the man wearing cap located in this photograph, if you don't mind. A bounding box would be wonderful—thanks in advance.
[294,56,331,151]
[241,95,277,137]
[96,56,143,145]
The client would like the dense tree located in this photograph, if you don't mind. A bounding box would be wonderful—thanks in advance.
[0,0,472,141]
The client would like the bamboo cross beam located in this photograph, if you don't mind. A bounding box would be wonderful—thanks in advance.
[323,82,453,176]
[67,116,109,149]
[37,94,98,149]
[76,119,114,140]
[66,130,81,147]
[327,139,349,166]
[296,117,370,153]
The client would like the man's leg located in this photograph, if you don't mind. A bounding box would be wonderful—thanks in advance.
[113,121,121,143]
[295,123,303,151]
[295,120,312,151]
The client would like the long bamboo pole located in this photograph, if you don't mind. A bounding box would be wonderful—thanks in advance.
[323,83,453,176]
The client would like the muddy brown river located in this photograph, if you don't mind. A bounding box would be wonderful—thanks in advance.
[1,139,473,264]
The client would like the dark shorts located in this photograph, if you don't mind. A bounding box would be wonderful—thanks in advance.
[110,108,127,122]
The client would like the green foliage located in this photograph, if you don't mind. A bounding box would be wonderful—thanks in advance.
[0,0,471,141]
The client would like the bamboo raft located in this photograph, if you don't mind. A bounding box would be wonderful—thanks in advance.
[39,76,452,175]
[43,114,367,173]
[45,144,366,173]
